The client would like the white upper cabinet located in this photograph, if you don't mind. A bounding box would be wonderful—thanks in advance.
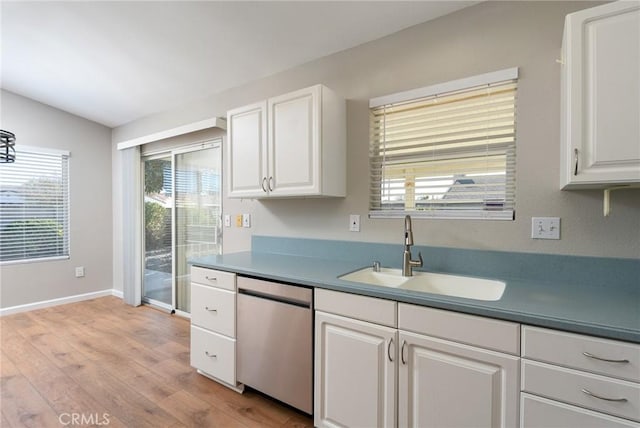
[560,1,640,189]
[227,84,346,198]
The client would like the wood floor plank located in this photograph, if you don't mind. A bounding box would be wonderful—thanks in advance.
[159,389,248,428]
[1,373,60,428]
[61,362,179,428]
[0,297,314,427]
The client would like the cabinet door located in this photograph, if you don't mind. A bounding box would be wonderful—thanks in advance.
[315,311,397,428]
[268,85,321,196]
[227,101,268,198]
[561,2,640,188]
[521,393,639,428]
[399,331,519,428]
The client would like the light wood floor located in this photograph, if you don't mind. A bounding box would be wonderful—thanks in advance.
[1,296,314,428]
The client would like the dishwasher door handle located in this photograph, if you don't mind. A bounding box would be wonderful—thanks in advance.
[238,287,311,308]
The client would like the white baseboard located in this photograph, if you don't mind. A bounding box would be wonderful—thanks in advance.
[1,289,122,316]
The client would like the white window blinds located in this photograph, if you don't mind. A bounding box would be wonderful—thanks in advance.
[0,147,70,263]
[369,68,518,220]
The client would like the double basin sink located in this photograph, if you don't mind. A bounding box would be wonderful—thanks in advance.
[339,266,505,301]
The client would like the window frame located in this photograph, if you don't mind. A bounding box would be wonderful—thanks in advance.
[0,145,71,265]
[369,67,518,220]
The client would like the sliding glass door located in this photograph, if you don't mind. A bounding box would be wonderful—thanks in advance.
[142,141,221,313]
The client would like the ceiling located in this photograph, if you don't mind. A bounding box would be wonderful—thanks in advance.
[1,1,477,128]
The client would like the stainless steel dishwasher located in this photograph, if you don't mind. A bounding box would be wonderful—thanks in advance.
[236,276,313,414]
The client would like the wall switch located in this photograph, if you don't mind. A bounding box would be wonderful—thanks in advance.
[235,215,243,227]
[349,214,361,232]
[531,217,560,240]
[75,267,85,278]
[242,213,251,228]
[224,215,231,227]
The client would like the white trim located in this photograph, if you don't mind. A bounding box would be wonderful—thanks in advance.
[0,289,117,316]
[369,67,519,108]
[369,209,515,220]
[116,117,227,151]
[112,289,124,299]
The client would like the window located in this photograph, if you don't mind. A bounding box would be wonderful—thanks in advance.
[369,68,518,220]
[0,147,70,263]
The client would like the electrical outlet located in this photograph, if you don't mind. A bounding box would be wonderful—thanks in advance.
[235,215,243,227]
[75,267,85,278]
[242,213,251,228]
[349,214,360,232]
[224,215,231,227]
[531,217,561,240]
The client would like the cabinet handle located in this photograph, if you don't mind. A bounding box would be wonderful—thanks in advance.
[268,176,274,192]
[261,177,268,192]
[581,388,628,403]
[387,338,394,362]
[205,306,217,313]
[582,352,630,364]
[205,351,217,358]
[401,340,407,365]
[574,148,579,176]
[205,276,217,282]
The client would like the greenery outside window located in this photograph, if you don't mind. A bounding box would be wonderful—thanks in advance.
[369,68,518,220]
[0,146,70,263]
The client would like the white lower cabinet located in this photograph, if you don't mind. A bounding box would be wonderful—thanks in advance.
[520,326,640,427]
[190,266,243,391]
[314,289,521,428]
[399,331,520,428]
[315,311,397,428]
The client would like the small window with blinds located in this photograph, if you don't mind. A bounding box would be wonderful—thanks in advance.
[369,68,518,220]
[0,147,70,263]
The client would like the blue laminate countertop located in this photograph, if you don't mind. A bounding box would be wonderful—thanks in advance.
[191,250,639,344]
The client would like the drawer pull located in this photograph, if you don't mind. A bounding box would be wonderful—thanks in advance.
[583,352,630,364]
[205,351,217,358]
[581,388,628,403]
[205,276,217,282]
[205,306,217,313]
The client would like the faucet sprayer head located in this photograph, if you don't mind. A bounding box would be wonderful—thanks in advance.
[404,215,414,246]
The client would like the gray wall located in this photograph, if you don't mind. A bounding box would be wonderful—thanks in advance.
[113,1,639,260]
[1,90,113,308]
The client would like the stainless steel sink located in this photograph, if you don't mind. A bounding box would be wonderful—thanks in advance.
[339,267,505,301]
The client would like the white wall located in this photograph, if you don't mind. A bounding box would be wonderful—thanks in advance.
[113,1,640,260]
[1,90,113,308]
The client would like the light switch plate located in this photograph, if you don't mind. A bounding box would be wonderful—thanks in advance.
[75,267,85,278]
[224,215,231,227]
[531,217,560,240]
[349,214,360,232]
[242,213,251,228]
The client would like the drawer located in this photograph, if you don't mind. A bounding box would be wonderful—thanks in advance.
[191,266,236,291]
[191,283,235,337]
[522,359,640,422]
[315,288,396,328]
[398,303,520,355]
[521,393,639,428]
[190,325,236,386]
[522,326,640,382]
